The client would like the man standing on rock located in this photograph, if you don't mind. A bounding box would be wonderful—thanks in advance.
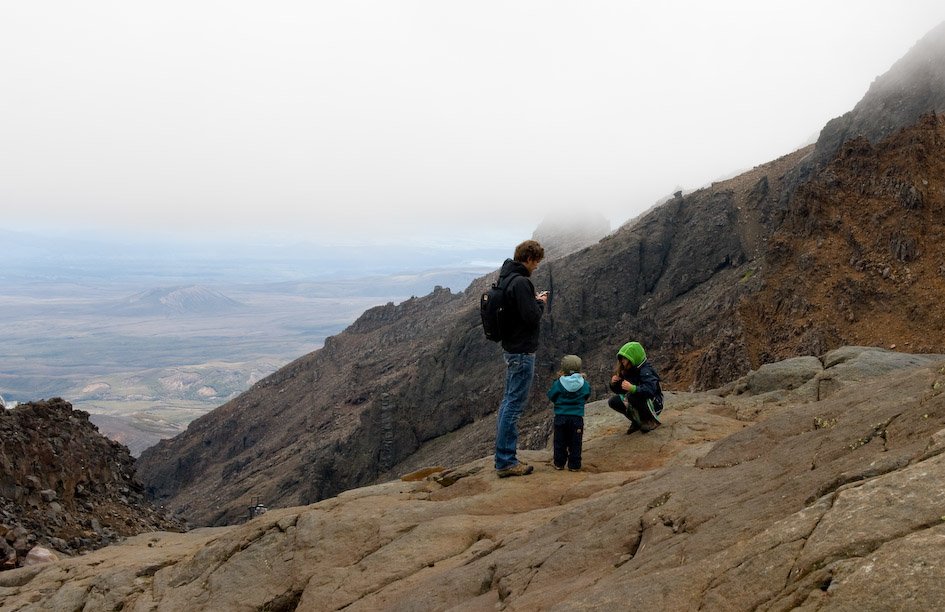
[494,239,548,478]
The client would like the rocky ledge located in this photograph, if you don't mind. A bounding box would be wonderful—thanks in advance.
[2,348,945,610]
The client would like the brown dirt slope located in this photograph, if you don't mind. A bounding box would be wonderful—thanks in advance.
[740,113,945,364]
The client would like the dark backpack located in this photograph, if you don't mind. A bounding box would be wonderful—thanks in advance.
[480,273,518,342]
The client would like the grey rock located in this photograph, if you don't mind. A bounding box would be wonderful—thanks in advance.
[747,356,823,395]
[822,346,945,381]
[6,525,27,543]
[48,537,68,551]
[23,546,58,566]
[0,537,15,569]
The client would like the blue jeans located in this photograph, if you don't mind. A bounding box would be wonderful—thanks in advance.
[495,352,535,470]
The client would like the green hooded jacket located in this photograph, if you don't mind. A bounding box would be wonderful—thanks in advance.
[611,341,663,418]
[617,341,647,366]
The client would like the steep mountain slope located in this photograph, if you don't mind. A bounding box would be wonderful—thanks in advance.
[137,24,945,527]
[807,20,945,172]
[136,138,817,526]
[10,349,945,609]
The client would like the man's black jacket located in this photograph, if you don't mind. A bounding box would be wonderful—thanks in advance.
[497,258,544,354]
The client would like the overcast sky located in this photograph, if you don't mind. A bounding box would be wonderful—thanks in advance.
[3,2,944,247]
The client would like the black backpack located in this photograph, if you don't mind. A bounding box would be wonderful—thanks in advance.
[480,273,518,342]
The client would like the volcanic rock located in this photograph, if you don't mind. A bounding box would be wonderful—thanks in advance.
[0,398,182,570]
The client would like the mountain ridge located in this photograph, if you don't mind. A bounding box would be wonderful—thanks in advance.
[786,20,945,191]
[137,24,945,527]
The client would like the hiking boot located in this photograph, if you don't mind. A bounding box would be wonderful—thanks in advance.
[640,419,661,433]
[568,466,581,472]
[640,401,661,432]
[626,423,640,435]
[496,462,534,478]
[553,463,565,471]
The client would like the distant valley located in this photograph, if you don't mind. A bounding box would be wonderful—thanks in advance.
[0,233,506,455]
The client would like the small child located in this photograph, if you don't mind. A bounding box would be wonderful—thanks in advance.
[547,354,592,471]
[608,341,664,434]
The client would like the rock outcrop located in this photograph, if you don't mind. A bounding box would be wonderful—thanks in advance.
[531,210,611,260]
[7,349,945,610]
[0,399,182,570]
[739,113,945,370]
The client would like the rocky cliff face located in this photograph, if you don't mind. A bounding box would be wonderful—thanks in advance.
[0,399,182,570]
[790,20,945,186]
[8,349,945,610]
[137,25,945,527]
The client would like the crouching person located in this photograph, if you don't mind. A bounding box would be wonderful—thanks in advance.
[608,341,663,434]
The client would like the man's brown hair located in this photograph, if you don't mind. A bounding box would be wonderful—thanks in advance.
[513,240,545,263]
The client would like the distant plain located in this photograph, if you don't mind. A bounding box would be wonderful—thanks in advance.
[1,229,503,455]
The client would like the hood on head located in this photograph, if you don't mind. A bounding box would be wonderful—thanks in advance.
[559,372,585,392]
[617,341,646,366]
[499,258,530,279]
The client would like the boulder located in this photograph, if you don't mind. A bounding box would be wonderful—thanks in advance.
[747,356,823,394]
[23,547,58,566]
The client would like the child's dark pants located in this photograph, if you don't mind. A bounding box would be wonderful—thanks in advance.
[553,414,584,470]
[608,395,641,426]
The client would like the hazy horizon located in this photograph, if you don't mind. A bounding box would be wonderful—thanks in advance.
[4,2,945,246]
[0,223,510,452]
